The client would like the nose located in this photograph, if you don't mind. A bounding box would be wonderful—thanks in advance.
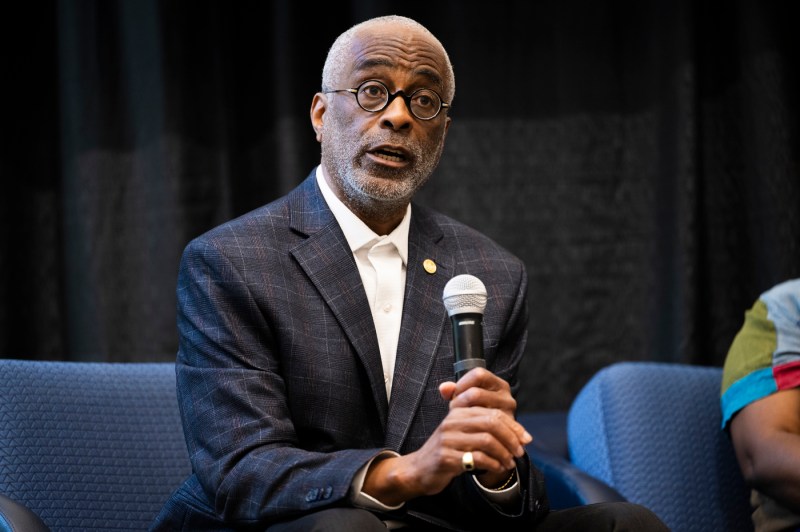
[380,94,413,131]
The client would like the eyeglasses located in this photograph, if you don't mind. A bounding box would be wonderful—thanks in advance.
[324,79,450,121]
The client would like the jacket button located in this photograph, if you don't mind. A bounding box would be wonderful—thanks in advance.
[305,488,319,502]
[322,486,333,499]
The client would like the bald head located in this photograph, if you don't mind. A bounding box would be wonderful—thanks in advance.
[321,15,455,103]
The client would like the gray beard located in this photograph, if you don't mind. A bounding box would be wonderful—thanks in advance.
[320,116,443,223]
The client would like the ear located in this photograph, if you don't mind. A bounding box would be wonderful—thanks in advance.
[310,93,328,143]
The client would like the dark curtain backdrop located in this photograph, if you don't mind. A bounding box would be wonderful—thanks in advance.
[2,0,798,410]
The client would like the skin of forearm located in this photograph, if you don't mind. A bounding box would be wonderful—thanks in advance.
[744,431,800,512]
[731,388,800,512]
[363,455,419,506]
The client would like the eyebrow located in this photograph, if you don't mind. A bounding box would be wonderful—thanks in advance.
[354,58,444,90]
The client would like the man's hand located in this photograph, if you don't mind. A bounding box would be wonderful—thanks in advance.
[362,368,531,505]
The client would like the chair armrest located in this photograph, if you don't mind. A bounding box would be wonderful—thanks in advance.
[519,410,626,509]
[0,493,50,532]
[518,411,570,458]
[529,449,626,509]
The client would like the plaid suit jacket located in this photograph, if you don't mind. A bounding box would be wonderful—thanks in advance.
[151,171,548,531]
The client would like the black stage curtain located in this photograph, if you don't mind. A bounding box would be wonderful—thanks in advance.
[2,0,798,410]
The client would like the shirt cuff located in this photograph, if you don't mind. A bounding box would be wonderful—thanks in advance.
[473,468,522,507]
[350,450,404,511]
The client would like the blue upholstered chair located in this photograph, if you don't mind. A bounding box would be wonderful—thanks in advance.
[0,358,753,531]
[0,360,191,531]
[567,362,753,532]
[519,411,626,510]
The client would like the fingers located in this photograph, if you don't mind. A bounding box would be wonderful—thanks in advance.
[401,402,530,495]
[450,384,517,414]
[438,381,457,401]
[458,449,510,474]
[453,367,510,395]
[437,368,531,474]
[441,406,530,467]
[473,407,531,455]
[446,368,517,420]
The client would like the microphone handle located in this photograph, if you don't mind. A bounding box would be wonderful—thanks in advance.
[451,313,486,380]
[450,311,488,475]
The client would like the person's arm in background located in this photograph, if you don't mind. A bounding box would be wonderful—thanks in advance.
[730,386,800,513]
[721,279,800,514]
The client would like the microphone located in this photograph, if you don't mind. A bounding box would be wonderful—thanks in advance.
[442,274,487,381]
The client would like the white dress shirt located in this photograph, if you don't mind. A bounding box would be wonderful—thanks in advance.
[315,167,520,520]
[315,166,408,399]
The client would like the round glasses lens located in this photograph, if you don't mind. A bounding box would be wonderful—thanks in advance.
[410,89,441,119]
[357,81,389,111]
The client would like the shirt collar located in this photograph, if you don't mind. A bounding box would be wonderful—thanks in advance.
[315,166,410,265]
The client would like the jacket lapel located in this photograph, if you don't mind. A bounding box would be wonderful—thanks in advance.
[288,175,390,428]
[385,207,454,450]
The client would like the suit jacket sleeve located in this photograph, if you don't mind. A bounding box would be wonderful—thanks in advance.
[175,236,383,526]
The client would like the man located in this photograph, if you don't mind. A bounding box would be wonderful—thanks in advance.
[721,278,800,532]
[153,15,666,531]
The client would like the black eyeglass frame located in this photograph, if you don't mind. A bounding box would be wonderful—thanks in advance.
[324,79,451,121]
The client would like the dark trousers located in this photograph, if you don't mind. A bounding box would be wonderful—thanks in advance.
[265,502,670,531]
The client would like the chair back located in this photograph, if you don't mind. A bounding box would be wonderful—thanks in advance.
[0,359,191,531]
[567,362,752,532]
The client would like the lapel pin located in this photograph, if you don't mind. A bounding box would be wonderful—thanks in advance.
[423,259,437,274]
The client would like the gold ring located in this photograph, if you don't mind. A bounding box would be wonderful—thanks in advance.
[461,451,475,472]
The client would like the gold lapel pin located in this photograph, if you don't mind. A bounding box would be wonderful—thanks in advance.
[423,259,437,274]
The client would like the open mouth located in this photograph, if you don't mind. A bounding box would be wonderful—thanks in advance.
[369,146,409,164]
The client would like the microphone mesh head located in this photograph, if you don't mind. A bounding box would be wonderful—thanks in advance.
[442,274,487,316]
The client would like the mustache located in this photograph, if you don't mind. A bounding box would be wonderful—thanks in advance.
[357,134,424,158]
